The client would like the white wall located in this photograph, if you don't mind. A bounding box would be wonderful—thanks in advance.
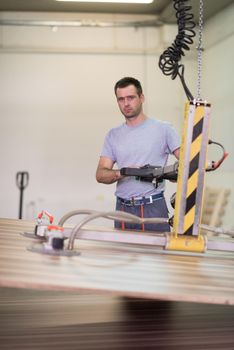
[202,3,234,228]
[0,5,233,229]
[0,12,182,225]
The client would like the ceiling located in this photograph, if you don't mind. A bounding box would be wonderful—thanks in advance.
[0,0,233,24]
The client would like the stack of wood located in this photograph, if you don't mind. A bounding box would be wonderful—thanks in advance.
[201,187,231,233]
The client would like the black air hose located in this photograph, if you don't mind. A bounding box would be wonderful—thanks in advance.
[158,0,196,101]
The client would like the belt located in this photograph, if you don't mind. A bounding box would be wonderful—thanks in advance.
[117,192,164,206]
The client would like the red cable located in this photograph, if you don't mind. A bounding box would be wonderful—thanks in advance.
[121,204,125,230]
[140,204,145,231]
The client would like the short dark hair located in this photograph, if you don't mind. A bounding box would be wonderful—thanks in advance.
[114,77,143,96]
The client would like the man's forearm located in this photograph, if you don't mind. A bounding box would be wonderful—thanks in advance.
[96,168,122,184]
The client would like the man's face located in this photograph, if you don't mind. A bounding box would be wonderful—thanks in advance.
[116,85,144,119]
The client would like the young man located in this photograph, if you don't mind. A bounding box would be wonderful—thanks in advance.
[96,77,180,232]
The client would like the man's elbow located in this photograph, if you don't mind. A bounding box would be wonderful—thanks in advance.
[96,177,103,184]
[96,171,102,183]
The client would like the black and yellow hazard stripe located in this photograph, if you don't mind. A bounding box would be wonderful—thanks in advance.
[183,106,204,235]
[173,101,211,237]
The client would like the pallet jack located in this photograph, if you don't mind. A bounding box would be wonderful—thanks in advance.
[22,0,234,256]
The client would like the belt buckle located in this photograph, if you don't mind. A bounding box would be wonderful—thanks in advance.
[148,195,153,204]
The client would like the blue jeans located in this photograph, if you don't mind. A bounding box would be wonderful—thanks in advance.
[115,195,170,232]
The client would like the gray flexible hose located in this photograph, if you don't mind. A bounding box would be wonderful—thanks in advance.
[58,209,98,226]
[200,224,234,237]
[67,210,169,250]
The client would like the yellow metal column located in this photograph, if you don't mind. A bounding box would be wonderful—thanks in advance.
[168,101,211,251]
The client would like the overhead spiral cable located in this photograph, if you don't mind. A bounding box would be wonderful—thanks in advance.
[196,0,204,100]
[158,0,196,101]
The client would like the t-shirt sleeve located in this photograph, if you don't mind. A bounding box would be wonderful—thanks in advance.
[166,123,181,154]
[100,131,116,162]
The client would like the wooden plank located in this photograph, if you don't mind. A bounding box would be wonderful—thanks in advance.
[0,218,234,305]
[202,187,231,227]
[1,287,234,350]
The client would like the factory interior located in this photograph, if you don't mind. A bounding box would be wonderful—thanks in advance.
[0,0,234,349]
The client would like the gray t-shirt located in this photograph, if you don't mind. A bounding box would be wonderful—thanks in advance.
[101,118,180,199]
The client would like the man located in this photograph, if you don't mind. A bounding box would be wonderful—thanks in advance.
[96,77,180,232]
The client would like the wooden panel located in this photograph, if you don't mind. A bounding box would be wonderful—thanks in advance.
[0,218,234,305]
[0,288,234,350]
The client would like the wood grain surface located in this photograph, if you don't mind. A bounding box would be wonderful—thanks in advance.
[0,288,234,350]
[0,218,234,305]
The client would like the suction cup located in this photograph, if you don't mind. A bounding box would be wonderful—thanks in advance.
[27,243,80,256]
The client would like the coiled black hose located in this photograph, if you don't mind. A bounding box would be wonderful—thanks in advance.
[158,0,196,101]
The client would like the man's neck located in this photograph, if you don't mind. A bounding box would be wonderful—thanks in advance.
[125,113,147,127]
